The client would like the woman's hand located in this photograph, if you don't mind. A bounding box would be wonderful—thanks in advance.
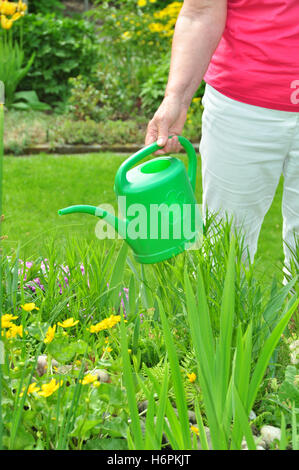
[145,95,188,155]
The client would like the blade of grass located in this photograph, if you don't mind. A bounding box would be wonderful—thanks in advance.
[158,298,192,449]
[195,401,209,450]
[279,412,287,450]
[144,364,182,449]
[119,309,144,450]
[215,238,236,415]
[292,403,298,450]
[247,297,299,412]
[232,384,256,450]
[184,268,225,448]
[109,242,128,308]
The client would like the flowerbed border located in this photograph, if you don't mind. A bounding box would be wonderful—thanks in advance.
[5,142,201,156]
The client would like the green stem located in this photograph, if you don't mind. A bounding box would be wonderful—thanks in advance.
[0,102,4,450]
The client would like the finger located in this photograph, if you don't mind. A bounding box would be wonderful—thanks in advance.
[156,118,169,148]
[145,126,157,146]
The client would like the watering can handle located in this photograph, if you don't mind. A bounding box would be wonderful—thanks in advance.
[116,136,197,191]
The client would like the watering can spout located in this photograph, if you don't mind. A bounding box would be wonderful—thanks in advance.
[58,205,128,241]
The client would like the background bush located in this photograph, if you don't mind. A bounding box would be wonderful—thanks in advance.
[28,0,65,15]
[17,14,99,107]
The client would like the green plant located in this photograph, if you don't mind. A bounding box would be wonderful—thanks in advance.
[0,32,35,106]
[28,0,65,15]
[121,238,298,450]
[17,14,100,106]
[67,75,111,121]
[140,51,205,117]
[183,238,298,449]
[0,89,4,451]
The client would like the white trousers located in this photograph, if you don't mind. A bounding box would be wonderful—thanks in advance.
[200,84,299,266]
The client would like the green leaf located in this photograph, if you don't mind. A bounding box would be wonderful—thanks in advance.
[158,298,192,449]
[248,298,299,412]
[119,312,144,449]
[109,242,128,307]
[48,338,86,363]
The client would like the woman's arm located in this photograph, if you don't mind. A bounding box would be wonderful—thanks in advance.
[145,0,227,154]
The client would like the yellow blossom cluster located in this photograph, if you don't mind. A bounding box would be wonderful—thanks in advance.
[43,318,79,344]
[80,373,100,387]
[21,303,39,312]
[38,378,63,397]
[44,324,56,344]
[187,372,196,383]
[149,1,182,37]
[89,314,121,334]
[20,379,63,398]
[0,1,27,30]
[138,0,157,7]
[1,314,23,338]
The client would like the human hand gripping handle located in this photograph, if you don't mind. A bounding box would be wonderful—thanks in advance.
[145,94,189,155]
[116,135,197,192]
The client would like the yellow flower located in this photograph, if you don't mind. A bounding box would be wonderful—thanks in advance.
[11,11,21,22]
[17,1,27,13]
[190,425,199,435]
[89,315,121,334]
[148,22,165,33]
[38,379,62,398]
[20,382,40,397]
[0,1,17,16]
[21,303,39,312]
[102,346,112,353]
[121,31,132,40]
[187,372,196,383]
[44,324,56,344]
[57,317,79,328]
[1,314,18,328]
[138,0,147,7]
[80,373,98,385]
[1,14,13,30]
[6,324,23,338]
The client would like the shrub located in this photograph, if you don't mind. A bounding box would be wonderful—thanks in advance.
[48,117,145,146]
[28,0,65,15]
[140,51,205,118]
[17,14,100,106]
[67,75,114,121]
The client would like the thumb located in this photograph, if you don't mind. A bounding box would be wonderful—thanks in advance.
[156,122,169,147]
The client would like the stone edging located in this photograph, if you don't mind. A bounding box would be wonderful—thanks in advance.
[5,142,201,156]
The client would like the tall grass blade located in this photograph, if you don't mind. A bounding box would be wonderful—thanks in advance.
[216,239,236,414]
[158,298,192,449]
[247,298,299,412]
[119,310,144,450]
[109,242,128,307]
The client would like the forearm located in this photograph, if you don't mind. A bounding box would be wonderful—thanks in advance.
[165,1,227,108]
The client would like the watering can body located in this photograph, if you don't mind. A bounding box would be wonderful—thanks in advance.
[59,136,203,264]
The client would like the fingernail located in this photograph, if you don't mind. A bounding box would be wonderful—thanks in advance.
[157,138,164,146]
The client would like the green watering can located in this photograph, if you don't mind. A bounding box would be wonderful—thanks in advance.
[58,136,202,264]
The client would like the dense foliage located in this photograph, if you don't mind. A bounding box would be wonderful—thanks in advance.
[18,14,99,106]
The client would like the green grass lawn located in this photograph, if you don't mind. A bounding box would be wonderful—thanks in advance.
[3,152,284,285]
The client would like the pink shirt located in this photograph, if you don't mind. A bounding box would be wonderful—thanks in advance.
[204,0,299,112]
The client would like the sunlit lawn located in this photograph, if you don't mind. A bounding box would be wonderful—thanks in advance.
[3,152,284,286]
